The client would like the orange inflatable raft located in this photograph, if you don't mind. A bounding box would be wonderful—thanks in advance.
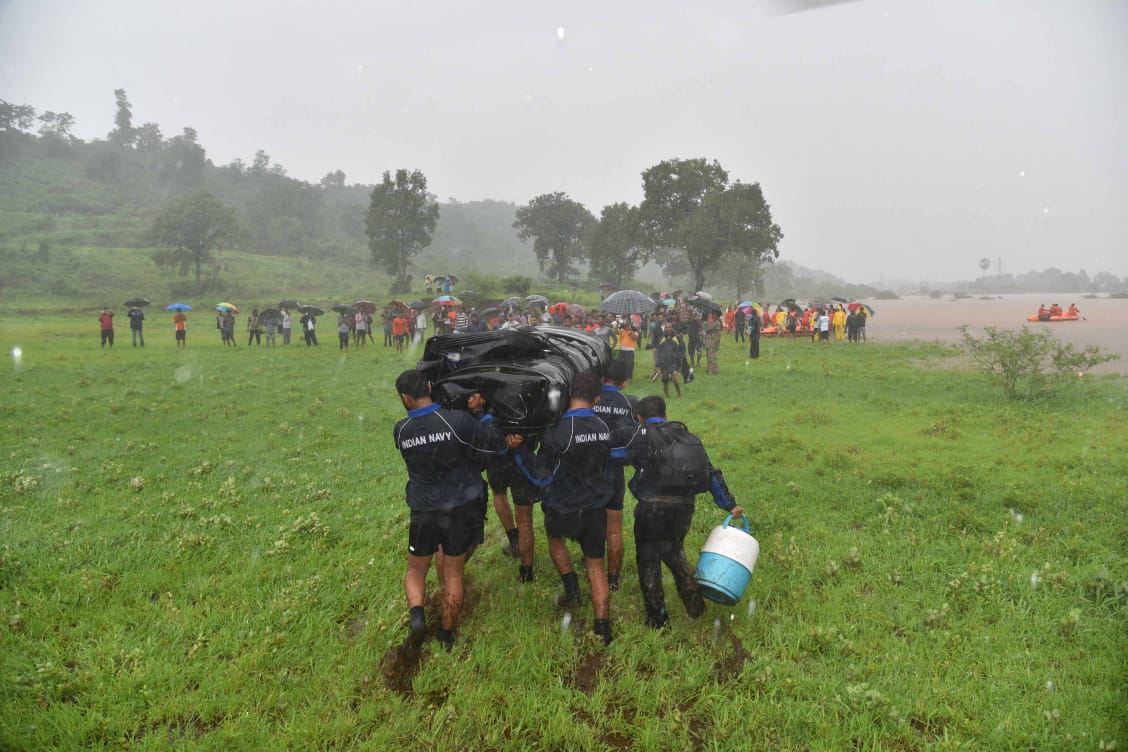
[1027,314,1080,322]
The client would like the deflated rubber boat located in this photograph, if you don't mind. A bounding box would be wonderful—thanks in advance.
[416,325,612,431]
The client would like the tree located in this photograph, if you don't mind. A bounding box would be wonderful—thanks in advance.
[320,170,346,189]
[639,157,728,249]
[108,88,135,147]
[135,122,163,150]
[0,100,36,133]
[588,202,648,289]
[37,111,77,142]
[674,182,781,292]
[512,192,595,283]
[158,127,207,191]
[365,169,439,293]
[151,191,238,283]
[639,156,781,292]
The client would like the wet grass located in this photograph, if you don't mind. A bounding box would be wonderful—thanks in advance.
[1,319,1126,750]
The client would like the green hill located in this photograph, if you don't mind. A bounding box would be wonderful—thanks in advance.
[0,126,540,305]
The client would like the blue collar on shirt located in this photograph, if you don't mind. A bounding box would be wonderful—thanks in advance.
[563,407,596,418]
[644,417,666,424]
[601,385,621,393]
[407,402,441,419]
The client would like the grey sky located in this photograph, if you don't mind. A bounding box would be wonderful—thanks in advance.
[2,0,1125,284]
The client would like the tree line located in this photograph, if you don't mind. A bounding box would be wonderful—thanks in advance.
[3,92,785,298]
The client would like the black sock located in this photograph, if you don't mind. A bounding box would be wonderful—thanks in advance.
[409,606,425,631]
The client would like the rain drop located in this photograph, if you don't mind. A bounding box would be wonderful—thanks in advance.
[748,599,757,617]
[1041,206,1051,216]
[174,365,193,383]
[556,26,565,41]
[561,613,572,632]
[11,345,23,369]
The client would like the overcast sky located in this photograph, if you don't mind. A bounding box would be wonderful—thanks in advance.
[2,0,1125,284]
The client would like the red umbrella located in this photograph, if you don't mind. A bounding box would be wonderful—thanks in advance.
[550,302,570,316]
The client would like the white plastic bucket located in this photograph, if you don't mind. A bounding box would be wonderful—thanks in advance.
[694,514,759,605]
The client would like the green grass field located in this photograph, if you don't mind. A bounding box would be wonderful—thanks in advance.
[1,313,1125,751]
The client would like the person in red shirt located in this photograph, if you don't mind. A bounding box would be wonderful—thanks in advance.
[173,312,187,348]
[392,312,410,353]
[98,309,114,348]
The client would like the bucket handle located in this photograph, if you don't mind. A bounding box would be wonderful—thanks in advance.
[722,513,751,535]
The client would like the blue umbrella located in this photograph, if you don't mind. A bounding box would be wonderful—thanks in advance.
[432,295,462,306]
[166,303,193,312]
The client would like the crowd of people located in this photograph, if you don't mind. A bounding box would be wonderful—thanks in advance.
[392,362,742,654]
[718,302,871,345]
[100,295,872,368]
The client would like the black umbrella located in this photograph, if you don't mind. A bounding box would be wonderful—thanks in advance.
[830,296,849,304]
[298,304,324,316]
[408,300,429,310]
[259,308,282,325]
[331,303,355,315]
[501,296,525,309]
[124,297,150,308]
[685,294,720,314]
[601,289,657,315]
[278,299,300,310]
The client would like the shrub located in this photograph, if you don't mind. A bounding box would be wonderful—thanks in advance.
[960,325,1119,399]
[501,275,532,296]
[461,272,500,299]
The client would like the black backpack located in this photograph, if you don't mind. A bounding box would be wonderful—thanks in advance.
[645,421,711,495]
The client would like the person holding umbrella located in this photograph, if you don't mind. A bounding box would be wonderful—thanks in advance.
[173,310,187,347]
[301,310,318,346]
[281,308,292,345]
[223,310,237,346]
[98,308,115,348]
[128,306,145,347]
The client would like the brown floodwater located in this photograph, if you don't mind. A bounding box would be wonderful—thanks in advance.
[859,294,1127,375]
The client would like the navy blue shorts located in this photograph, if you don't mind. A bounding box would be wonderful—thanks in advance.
[543,506,607,559]
[486,460,538,506]
[407,497,486,558]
